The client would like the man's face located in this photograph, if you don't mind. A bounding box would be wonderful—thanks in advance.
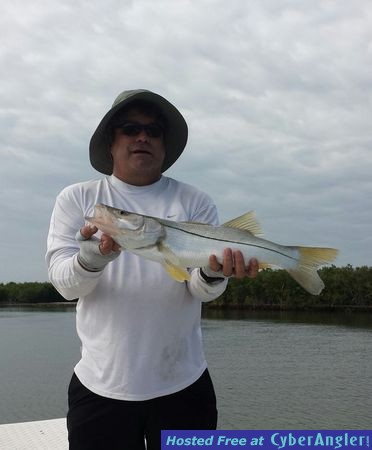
[110,109,166,185]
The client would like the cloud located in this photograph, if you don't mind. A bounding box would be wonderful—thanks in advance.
[1,0,371,281]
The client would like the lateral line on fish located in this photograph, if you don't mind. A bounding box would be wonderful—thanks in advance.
[163,222,299,262]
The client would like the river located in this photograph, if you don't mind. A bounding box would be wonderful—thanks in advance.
[0,305,371,428]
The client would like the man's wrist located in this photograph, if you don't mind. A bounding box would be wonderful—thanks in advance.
[199,267,226,284]
[77,253,104,272]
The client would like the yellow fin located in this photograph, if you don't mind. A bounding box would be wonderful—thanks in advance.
[163,261,191,282]
[259,262,272,270]
[222,211,262,236]
[158,242,190,282]
[158,242,181,265]
[298,247,338,267]
[287,247,338,295]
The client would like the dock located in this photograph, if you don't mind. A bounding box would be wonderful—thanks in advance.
[0,418,67,449]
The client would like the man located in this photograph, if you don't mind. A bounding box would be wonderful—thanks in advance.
[46,89,258,450]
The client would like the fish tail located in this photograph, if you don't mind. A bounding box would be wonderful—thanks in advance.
[287,247,338,295]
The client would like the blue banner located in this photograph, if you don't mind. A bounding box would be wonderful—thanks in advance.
[161,430,371,450]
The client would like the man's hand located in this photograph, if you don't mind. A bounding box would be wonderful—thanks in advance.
[209,249,259,279]
[76,225,121,272]
[80,225,121,255]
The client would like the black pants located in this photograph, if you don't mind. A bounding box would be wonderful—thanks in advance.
[67,370,217,450]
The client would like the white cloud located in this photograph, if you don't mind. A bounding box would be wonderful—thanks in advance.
[1,0,371,281]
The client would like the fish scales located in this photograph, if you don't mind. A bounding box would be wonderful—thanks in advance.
[86,203,338,295]
[159,221,300,269]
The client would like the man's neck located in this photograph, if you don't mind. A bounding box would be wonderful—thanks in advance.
[112,170,162,187]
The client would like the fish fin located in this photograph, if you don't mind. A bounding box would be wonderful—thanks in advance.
[287,247,338,295]
[163,261,191,282]
[157,242,190,282]
[158,242,181,265]
[259,262,272,270]
[222,211,263,236]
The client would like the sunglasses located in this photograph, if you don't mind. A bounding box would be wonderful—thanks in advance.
[118,122,164,138]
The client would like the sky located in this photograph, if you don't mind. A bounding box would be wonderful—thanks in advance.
[1,0,371,282]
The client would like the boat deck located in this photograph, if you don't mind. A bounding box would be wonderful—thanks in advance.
[0,418,67,449]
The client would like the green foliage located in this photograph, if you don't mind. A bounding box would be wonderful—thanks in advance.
[0,266,371,307]
[0,282,66,304]
[207,265,372,309]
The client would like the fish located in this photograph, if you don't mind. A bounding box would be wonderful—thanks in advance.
[86,203,338,295]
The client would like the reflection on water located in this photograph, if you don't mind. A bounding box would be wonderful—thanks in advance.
[202,308,372,329]
[202,308,372,429]
[0,305,371,428]
[0,305,80,425]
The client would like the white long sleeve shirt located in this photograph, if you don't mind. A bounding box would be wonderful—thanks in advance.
[46,175,227,401]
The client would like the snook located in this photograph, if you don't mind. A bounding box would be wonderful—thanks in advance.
[86,203,338,295]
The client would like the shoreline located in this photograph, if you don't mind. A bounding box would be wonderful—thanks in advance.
[203,304,372,312]
[1,302,371,313]
[0,302,77,308]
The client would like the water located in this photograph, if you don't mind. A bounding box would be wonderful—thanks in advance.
[0,305,80,425]
[203,310,372,429]
[0,305,371,428]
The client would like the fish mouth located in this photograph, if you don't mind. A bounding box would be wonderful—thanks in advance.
[85,204,111,223]
[85,205,120,236]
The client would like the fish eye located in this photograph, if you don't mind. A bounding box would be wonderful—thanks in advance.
[120,210,126,215]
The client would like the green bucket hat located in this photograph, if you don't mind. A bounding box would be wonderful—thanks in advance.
[89,89,188,174]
